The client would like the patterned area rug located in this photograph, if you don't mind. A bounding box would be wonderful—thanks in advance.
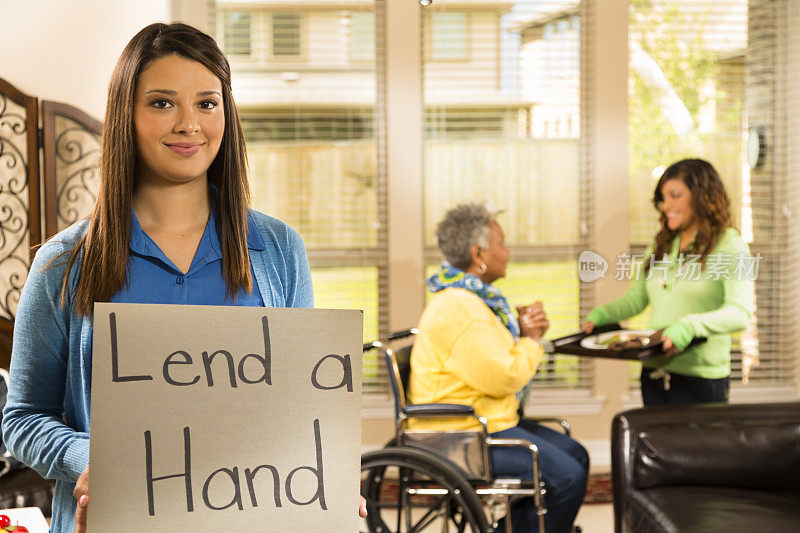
[584,473,613,504]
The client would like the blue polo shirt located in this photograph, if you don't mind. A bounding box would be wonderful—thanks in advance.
[110,207,264,307]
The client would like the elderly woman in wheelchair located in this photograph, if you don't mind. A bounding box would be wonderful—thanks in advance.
[405,202,589,533]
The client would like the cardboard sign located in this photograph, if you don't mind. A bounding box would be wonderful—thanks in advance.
[88,304,363,532]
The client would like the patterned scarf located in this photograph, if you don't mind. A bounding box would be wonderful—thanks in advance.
[427,263,520,340]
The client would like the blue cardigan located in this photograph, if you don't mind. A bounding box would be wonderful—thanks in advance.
[2,210,313,532]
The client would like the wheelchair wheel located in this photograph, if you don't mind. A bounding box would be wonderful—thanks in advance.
[361,446,490,533]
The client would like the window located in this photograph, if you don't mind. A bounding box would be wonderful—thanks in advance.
[423,1,592,391]
[351,12,376,62]
[430,12,468,61]
[628,0,797,392]
[214,0,798,405]
[629,0,747,245]
[215,3,383,394]
[242,110,374,142]
[520,12,581,139]
[221,11,252,56]
[271,13,302,58]
[218,9,371,67]
[425,108,520,140]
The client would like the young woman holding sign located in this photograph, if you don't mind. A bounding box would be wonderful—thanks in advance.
[1,23,367,532]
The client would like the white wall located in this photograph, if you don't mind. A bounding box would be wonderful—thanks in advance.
[0,0,172,119]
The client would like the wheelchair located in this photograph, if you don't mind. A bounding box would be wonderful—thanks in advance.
[360,328,573,533]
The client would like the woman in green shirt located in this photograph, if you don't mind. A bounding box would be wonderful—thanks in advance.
[582,159,754,405]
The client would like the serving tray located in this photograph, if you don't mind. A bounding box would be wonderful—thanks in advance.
[548,323,706,360]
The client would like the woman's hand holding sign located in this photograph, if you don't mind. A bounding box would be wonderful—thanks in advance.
[73,465,89,533]
[360,496,367,518]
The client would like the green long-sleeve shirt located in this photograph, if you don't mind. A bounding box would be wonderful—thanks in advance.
[586,228,754,379]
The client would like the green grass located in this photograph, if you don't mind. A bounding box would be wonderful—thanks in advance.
[310,266,382,391]
[311,266,378,342]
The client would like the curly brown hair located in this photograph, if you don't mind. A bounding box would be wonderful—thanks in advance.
[648,159,732,272]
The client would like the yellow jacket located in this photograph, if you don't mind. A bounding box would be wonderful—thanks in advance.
[408,287,543,433]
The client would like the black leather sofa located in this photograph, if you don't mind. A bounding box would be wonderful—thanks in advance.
[611,402,800,533]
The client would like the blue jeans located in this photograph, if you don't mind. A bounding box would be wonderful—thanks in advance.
[489,420,589,533]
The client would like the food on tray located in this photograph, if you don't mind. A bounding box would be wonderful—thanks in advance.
[600,332,651,346]
[580,329,657,350]
[599,334,621,346]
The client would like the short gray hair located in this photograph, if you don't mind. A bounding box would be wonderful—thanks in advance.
[436,203,499,271]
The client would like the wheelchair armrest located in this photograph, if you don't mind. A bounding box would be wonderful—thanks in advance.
[397,404,490,439]
[387,328,420,341]
[486,437,543,485]
[522,416,571,436]
[403,403,475,417]
[363,340,384,352]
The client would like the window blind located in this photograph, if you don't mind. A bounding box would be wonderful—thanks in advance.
[215,2,387,395]
[422,0,592,390]
[221,11,251,56]
[430,13,469,61]
[629,0,748,245]
[271,13,302,58]
[351,11,376,62]
[627,0,797,390]
[759,0,800,389]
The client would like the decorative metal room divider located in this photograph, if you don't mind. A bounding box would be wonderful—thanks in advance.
[41,100,103,238]
[0,76,102,360]
[0,77,41,329]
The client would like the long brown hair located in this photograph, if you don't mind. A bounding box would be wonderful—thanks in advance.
[59,22,252,315]
[649,158,732,270]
